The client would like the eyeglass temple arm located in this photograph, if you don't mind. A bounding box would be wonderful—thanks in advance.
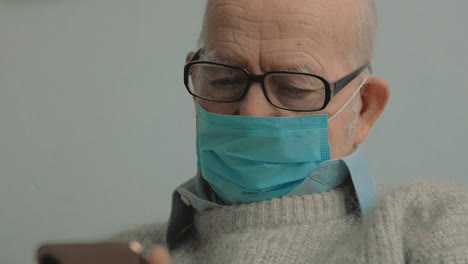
[189,48,204,62]
[332,64,372,95]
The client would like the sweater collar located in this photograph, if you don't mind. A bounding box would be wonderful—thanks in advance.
[165,149,376,249]
[194,183,356,240]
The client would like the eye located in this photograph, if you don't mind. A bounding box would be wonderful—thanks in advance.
[279,86,315,98]
[211,78,244,88]
[286,87,309,95]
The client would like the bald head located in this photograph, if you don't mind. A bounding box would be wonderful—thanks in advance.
[197,0,377,69]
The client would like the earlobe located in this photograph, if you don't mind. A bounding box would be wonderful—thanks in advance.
[354,76,390,145]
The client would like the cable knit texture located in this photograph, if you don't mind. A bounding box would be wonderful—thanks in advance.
[111,182,468,263]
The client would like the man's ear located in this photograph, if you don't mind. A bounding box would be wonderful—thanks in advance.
[354,76,390,145]
[186,52,196,64]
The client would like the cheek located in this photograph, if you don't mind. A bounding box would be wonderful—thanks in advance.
[327,108,355,159]
[328,122,347,159]
[197,99,239,115]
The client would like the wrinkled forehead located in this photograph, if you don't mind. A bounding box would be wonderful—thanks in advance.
[203,0,358,76]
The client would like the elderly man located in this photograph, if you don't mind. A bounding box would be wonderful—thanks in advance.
[114,0,468,263]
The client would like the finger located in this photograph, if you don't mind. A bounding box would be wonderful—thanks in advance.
[147,246,171,264]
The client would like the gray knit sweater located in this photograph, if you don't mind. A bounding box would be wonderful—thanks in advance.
[112,182,468,263]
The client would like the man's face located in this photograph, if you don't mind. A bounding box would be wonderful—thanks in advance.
[193,0,389,159]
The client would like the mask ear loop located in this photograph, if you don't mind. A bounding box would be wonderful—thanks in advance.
[329,76,370,122]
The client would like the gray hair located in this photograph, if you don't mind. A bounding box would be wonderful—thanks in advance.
[353,0,379,66]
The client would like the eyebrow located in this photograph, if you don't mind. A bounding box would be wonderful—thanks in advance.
[199,50,245,67]
[281,64,320,75]
[199,50,321,76]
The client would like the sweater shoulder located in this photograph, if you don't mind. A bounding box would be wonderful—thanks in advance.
[371,181,468,263]
[379,180,468,209]
[373,180,468,221]
[108,222,167,251]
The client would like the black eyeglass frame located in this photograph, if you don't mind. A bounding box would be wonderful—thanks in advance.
[184,48,371,112]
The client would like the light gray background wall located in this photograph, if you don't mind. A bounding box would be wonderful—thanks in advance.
[1,1,467,263]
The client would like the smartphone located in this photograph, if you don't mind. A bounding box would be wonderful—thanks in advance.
[36,241,146,264]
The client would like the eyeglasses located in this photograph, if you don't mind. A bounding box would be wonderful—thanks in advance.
[184,49,371,112]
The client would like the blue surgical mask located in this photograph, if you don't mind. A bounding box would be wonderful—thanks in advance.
[196,77,368,205]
